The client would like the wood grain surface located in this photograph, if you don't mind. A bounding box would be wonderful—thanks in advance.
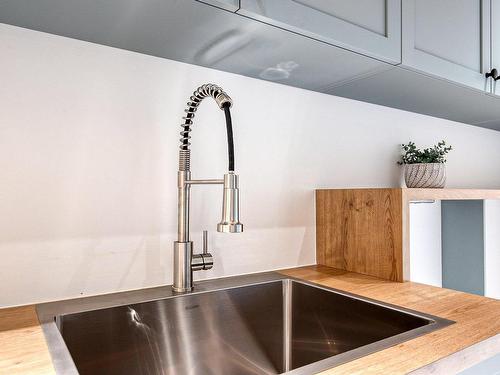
[0,305,54,374]
[404,188,500,201]
[316,188,403,281]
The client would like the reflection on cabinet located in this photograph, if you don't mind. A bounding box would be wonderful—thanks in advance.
[402,0,490,92]
[2,0,500,129]
[196,0,239,12]
[238,0,402,64]
[0,0,391,98]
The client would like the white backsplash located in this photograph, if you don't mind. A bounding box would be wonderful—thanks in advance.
[2,24,500,307]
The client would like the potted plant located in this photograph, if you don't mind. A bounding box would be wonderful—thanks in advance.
[398,140,452,188]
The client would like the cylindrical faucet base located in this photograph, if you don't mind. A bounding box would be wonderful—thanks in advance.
[173,241,193,292]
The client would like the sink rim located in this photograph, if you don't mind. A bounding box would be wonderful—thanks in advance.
[37,271,454,375]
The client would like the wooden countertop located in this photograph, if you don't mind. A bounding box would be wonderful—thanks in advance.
[1,265,499,374]
[0,305,54,374]
[280,266,500,374]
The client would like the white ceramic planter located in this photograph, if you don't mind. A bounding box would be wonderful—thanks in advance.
[404,163,446,188]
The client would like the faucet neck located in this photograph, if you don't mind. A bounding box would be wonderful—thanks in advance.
[177,170,191,243]
[178,84,234,172]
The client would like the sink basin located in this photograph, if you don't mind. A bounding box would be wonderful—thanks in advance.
[42,277,452,375]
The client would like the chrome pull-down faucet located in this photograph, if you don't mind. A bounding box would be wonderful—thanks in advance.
[173,84,243,293]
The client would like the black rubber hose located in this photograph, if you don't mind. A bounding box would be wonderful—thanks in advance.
[223,103,235,172]
[181,110,195,150]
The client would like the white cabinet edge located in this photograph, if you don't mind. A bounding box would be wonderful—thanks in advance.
[409,334,500,375]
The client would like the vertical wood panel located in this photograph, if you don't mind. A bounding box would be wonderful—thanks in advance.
[316,189,403,281]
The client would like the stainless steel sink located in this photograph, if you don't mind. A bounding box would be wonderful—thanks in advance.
[37,273,453,375]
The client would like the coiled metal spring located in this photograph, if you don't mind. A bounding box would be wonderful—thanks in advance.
[179,83,232,171]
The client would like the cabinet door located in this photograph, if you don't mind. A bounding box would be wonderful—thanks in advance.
[196,0,239,12]
[402,0,490,92]
[238,0,401,64]
[491,0,500,95]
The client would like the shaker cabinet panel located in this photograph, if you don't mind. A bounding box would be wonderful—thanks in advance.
[402,0,490,91]
[238,0,402,64]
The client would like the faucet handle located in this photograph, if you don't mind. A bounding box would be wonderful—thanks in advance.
[192,230,213,271]
[202,230,208,255]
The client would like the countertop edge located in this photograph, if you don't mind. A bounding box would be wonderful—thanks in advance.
[409,334,500,374]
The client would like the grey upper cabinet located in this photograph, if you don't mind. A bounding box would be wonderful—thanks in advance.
[196,0,239,12]
[1,0,500,129]
[237,0,402,64]
[0,0,389,98]
[491,0,500,96]
[402,0,491,92]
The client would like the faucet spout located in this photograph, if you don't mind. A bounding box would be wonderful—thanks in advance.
[217,172,243,233]
[173,84,243,293]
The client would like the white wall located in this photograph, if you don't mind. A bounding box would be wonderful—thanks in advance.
[2,24,500,307]
[484,200,500,299]
[409,201,443,287]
